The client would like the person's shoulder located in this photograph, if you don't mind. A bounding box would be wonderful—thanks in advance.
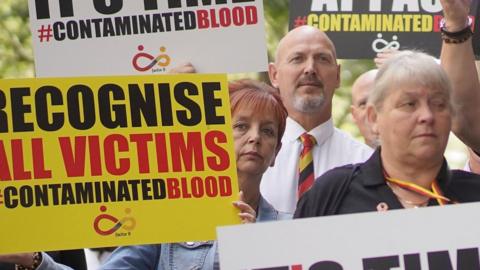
[332,128,371,147]
[258,196,293,221]
[312,163,362,191]
[38,253,75,270]
[450,169,480,185]
[451,169,480,181]
[294,164,359,218]
[447,170,480,202]
[331,128,373,154]
[318,163,357,182]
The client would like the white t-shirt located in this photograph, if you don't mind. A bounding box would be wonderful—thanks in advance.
[260,117,373,214]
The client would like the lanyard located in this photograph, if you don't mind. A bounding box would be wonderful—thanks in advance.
[384,171,450,206]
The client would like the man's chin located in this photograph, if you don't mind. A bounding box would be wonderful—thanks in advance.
[293,96,325,112]
[411,147,445,162]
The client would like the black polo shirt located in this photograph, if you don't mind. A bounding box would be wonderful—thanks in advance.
[294,149,480,218]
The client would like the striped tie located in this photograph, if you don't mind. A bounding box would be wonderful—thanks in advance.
[298,133,316,198]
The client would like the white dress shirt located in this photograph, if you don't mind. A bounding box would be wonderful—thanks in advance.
[260,117,373,214]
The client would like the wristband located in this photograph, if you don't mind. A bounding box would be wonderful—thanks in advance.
[440,17,473,44]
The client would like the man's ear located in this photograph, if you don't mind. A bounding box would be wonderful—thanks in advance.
[270,141,282,167]
[350,105,358,123]
[335,63,341,89]
[366,105,379,135]
[268,62,279,88]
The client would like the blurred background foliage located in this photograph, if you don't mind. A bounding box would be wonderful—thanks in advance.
[0,0,34,78]
[0,0,468,167]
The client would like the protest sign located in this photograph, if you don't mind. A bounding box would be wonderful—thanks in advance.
[28,0,267,77]
[0,73,239,254]
[289,0,480,59]
[218,202,480,269]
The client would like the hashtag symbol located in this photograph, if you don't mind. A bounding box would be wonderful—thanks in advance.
[37,24,53,42]
[294,16,307,28]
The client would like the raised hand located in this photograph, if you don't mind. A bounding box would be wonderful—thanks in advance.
[440,0,472,31]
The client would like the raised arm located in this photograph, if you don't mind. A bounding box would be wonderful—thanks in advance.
[440,0,480,152]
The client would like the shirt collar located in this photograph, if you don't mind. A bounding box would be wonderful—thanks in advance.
[257,196,277,221]
[360,148,385,187]
[361,148,451,187]
[283,117,334,146]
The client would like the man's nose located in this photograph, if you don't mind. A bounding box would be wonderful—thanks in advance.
[304,58,316,75]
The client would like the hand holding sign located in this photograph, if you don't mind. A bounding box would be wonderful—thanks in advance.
[169,62,197,74]
[374,48,400,68]
[233,191,256,224]
[440,0,472,31]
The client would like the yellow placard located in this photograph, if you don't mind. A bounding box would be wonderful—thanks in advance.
[0,74,239,254]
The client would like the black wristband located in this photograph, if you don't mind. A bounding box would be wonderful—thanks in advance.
[440,18,474,44]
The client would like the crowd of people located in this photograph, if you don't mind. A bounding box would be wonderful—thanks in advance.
[2,0,480,269]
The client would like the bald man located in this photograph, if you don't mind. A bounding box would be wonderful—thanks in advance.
[351,69,379,148]
[260,26,373,214]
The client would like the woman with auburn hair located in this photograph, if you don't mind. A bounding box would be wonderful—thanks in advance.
[295,51,480,218]
[98,79,290,270]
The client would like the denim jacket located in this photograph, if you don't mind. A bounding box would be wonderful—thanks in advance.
[100,196,290,270]
[37,254,74,270]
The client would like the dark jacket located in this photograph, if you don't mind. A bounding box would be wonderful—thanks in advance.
[295,148,480,218]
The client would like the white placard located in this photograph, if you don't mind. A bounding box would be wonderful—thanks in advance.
[217,203,480,269]
[28,0,267,77]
